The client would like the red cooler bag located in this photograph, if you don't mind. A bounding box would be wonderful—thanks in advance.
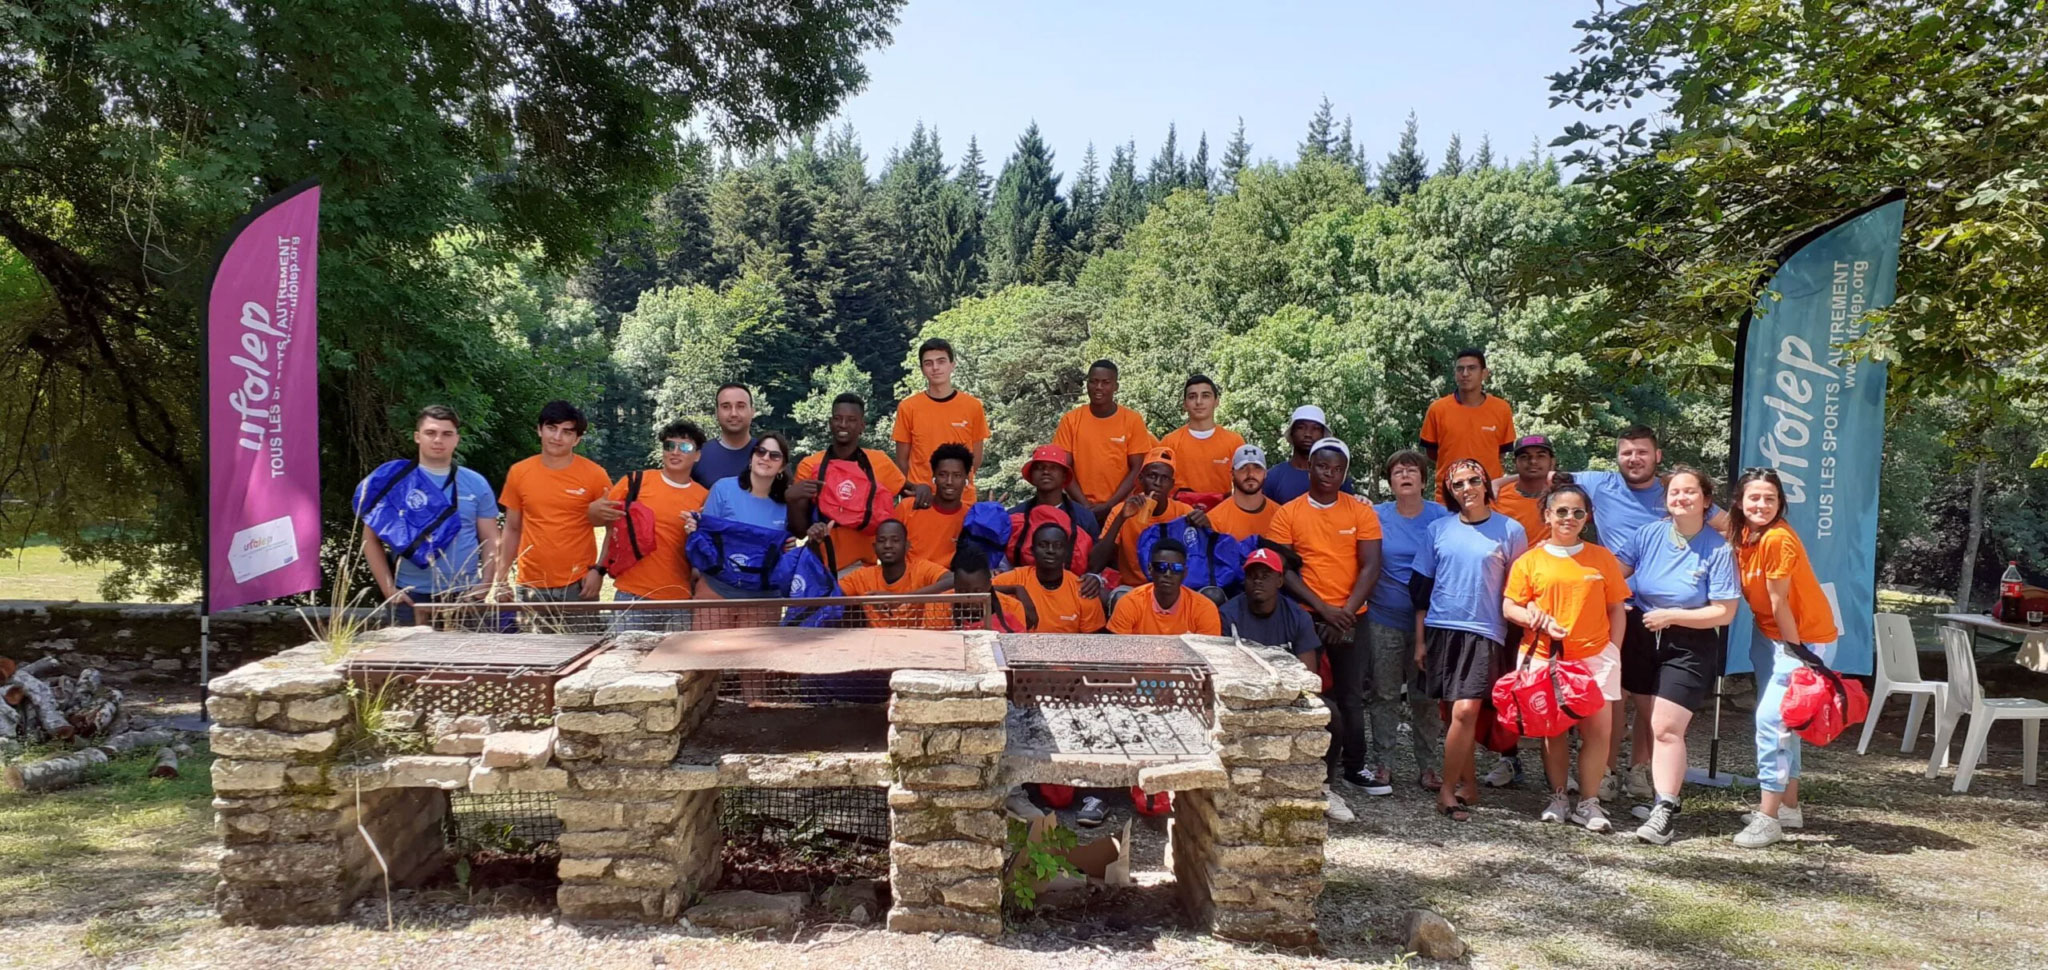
[1492,639,1605,739]
[1780,644,1870,746]
[600,471,660,579]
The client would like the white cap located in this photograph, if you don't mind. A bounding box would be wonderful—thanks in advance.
[1231,444,1267,470]
[1309,437,1350,462]
[1288,405,1328,428]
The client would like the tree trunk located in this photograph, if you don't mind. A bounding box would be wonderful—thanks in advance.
[97,728,175,756]
[4,747,107,792]
[149,746,180,779]
[1956,457,1988,610]
[0,701,17,738]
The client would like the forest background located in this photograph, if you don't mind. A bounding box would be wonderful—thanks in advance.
[2,0,2043,608]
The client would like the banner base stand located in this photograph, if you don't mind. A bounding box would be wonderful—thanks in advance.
[1686,767,1754,788]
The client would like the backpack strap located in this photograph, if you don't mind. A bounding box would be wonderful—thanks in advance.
[623,471,648,560]
[391,463,461,562]
[360,459,421,514]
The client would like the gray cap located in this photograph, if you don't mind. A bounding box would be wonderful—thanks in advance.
[1231,444,1268,470]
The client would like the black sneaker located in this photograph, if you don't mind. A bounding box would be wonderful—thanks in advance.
[1074,796,1108,828]
[1634,799,1680,845]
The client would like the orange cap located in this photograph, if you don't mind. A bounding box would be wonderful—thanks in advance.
[1141,446,1177,471]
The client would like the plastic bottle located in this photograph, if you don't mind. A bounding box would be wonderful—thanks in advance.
[1999,561,2024,620]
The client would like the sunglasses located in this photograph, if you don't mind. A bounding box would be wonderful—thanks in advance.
[662,440,698,453]
[1549,507,1589,520]
[1151,561,1188,576]
[752,446,785,461]
[1449,476,1486,490]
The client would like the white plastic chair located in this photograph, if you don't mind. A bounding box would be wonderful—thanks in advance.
[1925,625,2047,792]
[1857,613,1946,755]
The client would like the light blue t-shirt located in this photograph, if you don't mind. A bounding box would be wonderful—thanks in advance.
[1573,470,1670,543]
[1368,500,1454,631]
[390,466,496,596]
[1413,513,1527,644]
[703,476,790,532]
[1612,518,1739,611]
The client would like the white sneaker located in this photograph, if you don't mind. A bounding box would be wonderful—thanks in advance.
[1744,805,1803,829]
[1626,763,1654,800]
[1733,814,1784,848]
[1597,771,1620,803]
[1570,798,1614,833]
[1482,757,1520,788]
[1325,786,1357,824]
[1539,792,1571,823]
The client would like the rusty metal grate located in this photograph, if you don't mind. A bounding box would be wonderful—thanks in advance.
[999,632,1216,761]
[995,633,1206,669]
[344,632,605,728]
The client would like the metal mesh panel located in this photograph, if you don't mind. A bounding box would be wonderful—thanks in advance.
[720,786,890,847]
[417,595,993,638]
[446,791,562,857]
[345,632,602,729]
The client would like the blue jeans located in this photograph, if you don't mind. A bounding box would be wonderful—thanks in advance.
[611,589,694,634]
[1753,638,1837,793]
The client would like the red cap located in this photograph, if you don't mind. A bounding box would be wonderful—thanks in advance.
[1243,548,1285,573]
[1020,444,1075,481]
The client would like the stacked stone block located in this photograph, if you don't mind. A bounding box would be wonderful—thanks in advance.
[1171,638,1329,948]
[884,667,1009,936]
[550,641,718,922]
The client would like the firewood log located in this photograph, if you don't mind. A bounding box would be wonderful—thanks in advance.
[149,746,180,779]
[97,728,175,756]
[9,672,71,740]
[4,747,107,792]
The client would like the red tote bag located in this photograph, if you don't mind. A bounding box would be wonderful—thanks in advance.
[1492,638,1605,739]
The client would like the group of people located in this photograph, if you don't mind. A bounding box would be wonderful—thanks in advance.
[358,342,1840,849]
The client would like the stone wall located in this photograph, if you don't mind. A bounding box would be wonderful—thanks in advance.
[0,600,381,681]
[884,661,1010,937]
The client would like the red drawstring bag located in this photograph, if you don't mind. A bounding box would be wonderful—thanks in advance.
[814,449,897,536]
[1492,637,1605,739]
[1129,786,1172,816]
[1780,644,1870,746]
[1008,504,1094,575]
[601,471,660,579]
[1172,489,1228,511]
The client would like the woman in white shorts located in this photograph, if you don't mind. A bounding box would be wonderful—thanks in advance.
[1502,483,1630,833]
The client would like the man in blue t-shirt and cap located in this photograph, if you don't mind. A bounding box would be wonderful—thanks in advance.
[359,405,500,626]
[1219,548,1357,824]
[1263,405,1356,505]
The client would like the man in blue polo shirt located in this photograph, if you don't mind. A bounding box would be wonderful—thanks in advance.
[1263,405,1356,505]
[360,405,500,626]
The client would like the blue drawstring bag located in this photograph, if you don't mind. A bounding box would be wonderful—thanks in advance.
[684,515,789,592]
[960,501,1014,573]
[1136,517,1258,591]
[771,538,845,628]
[353,459,461,570]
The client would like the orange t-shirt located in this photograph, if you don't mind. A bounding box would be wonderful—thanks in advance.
[1158,425,1246,496]
[967,591,1029,632]
[500,454,613,588]
[1738,524,1841,644]
[1111,497,1194,582]
[1109,583,1224,636]
[895,497,966,569]
[1267,495,1384,613]
[1504,544,1630,661]
[794,448,907,570]
[603,471,707,599]
[892,390,989,492]
[1421,393,1516,481]
[1491,479,1550,544]
[1051,405,1155,505]
[1206,495,1278,540]
[840,558,949,628]
[995,566,1106,633]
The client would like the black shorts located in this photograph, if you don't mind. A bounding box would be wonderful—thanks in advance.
[1620,610,1718,710]
[1425,627,1507,702]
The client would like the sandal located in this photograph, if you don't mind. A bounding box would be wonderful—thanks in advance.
[1419,769,1443,791]
[1437,802,1472,822]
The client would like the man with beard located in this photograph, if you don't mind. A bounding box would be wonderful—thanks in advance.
[1206,444,1278,540]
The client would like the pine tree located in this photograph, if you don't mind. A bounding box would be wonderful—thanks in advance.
[881,122,968,325]
[1474,134,1496,170]
[1440,133,1465,177]
[1298,96,1336,163]
[955,136,992,205]
[1023,213,1061,284]
[1067,143,1103,255]
[1379,111,1428,203]
[1145,123,1186,206]
[1188,133,1212,194]
[987,123,1067,286]
[1220,118,1251,193]
[1335,117,1355,166]
[1098,141,1146,251]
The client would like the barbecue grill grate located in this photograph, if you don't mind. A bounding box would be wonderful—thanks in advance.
[997,633,1215,728]
[344,632,605,728]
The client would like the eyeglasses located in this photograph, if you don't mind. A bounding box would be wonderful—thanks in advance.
[1549,507,1589,520]
[752,446,785,461]
[1449,476,1486,490]
[1151,561,1188,576]
[662,440,698,453]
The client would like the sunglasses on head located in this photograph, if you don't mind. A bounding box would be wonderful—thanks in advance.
[753,446,785,460]
[1549,506,1589,520]
[1449,476,1486,489]
[1151,561,1188,576]
[662,440,697,453]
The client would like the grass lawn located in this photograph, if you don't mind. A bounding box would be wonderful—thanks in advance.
[0,543,119,602]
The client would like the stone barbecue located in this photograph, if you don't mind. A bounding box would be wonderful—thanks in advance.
[209,615,1329,945]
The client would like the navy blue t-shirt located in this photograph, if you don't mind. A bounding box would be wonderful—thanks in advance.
[1262,461,1357,506]
[1220,595,1321,655]
[692,436,756,488]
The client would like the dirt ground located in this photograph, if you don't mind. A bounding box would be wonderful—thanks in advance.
[2,659,2044,970]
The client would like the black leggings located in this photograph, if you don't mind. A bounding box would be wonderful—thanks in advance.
[1320,617,1373,776]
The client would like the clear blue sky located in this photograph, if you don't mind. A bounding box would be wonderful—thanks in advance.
[827,0,1633,180]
